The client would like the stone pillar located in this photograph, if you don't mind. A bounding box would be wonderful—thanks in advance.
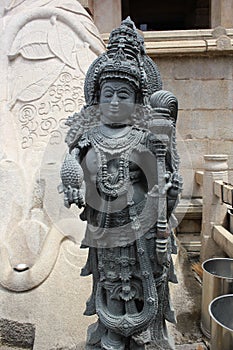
[200,155,228,262]
[93,0,122,33]
[211,0,233,28]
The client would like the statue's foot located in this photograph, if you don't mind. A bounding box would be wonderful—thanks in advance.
[86,320,106,349]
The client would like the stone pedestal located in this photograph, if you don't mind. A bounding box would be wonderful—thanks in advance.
[200,154,228,262]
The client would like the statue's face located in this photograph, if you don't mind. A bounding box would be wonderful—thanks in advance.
[99,79,136,125]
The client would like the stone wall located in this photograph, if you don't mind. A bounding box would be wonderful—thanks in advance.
[156,55,233,199]
[102,27,233,200]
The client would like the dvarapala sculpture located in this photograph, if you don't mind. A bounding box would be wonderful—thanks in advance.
[60,17,182,350]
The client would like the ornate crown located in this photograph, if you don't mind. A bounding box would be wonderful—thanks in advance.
[84,17,162,106]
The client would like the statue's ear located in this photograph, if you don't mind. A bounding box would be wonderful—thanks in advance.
[135,91,143,105]
[95,90,100,104]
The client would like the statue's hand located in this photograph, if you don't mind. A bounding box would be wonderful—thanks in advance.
[167,172,183,198]
[62,182,86,209]
[59,151,86,208]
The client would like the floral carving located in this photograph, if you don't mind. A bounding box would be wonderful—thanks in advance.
[6,0,105,152]
[47,16,76,69]
[8,17,78,107]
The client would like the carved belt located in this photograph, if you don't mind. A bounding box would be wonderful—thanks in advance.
[86,199,146,228]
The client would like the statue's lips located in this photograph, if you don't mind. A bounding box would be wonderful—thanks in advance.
[109,107,119,114]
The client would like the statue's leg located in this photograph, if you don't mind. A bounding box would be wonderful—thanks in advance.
[100,290,125,350]
[86,320,106,349]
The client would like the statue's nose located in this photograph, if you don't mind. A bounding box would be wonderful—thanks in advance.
[110,92,119,105]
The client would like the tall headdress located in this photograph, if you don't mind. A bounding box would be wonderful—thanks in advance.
[65,18,164,148]
[84,17,162,106]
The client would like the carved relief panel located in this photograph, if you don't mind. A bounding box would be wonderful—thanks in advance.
[0,4,104,348]
[0,0,105,282]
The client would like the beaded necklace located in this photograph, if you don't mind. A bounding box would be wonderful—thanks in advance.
[89,126,144,199]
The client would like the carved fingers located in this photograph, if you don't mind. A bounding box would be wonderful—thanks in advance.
[167,172,183,198]
[63,184,86,209]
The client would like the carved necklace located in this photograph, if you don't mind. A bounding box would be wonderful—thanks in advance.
[89,126,143,154]
[89,126,144,198]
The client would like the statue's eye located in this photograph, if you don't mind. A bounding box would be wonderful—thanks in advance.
[104,91,113,98]
[118,92,130,99]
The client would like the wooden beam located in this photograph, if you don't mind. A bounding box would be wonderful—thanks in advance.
[214,180,223,199]
[195,170,204,186]
[213,225,233,257]
[213,180,233,206]
[222,183,233,206]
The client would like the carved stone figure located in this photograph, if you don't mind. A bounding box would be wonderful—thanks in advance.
[60,17,182,350]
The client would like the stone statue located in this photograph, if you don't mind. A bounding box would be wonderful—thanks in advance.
[60,17,182,350]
